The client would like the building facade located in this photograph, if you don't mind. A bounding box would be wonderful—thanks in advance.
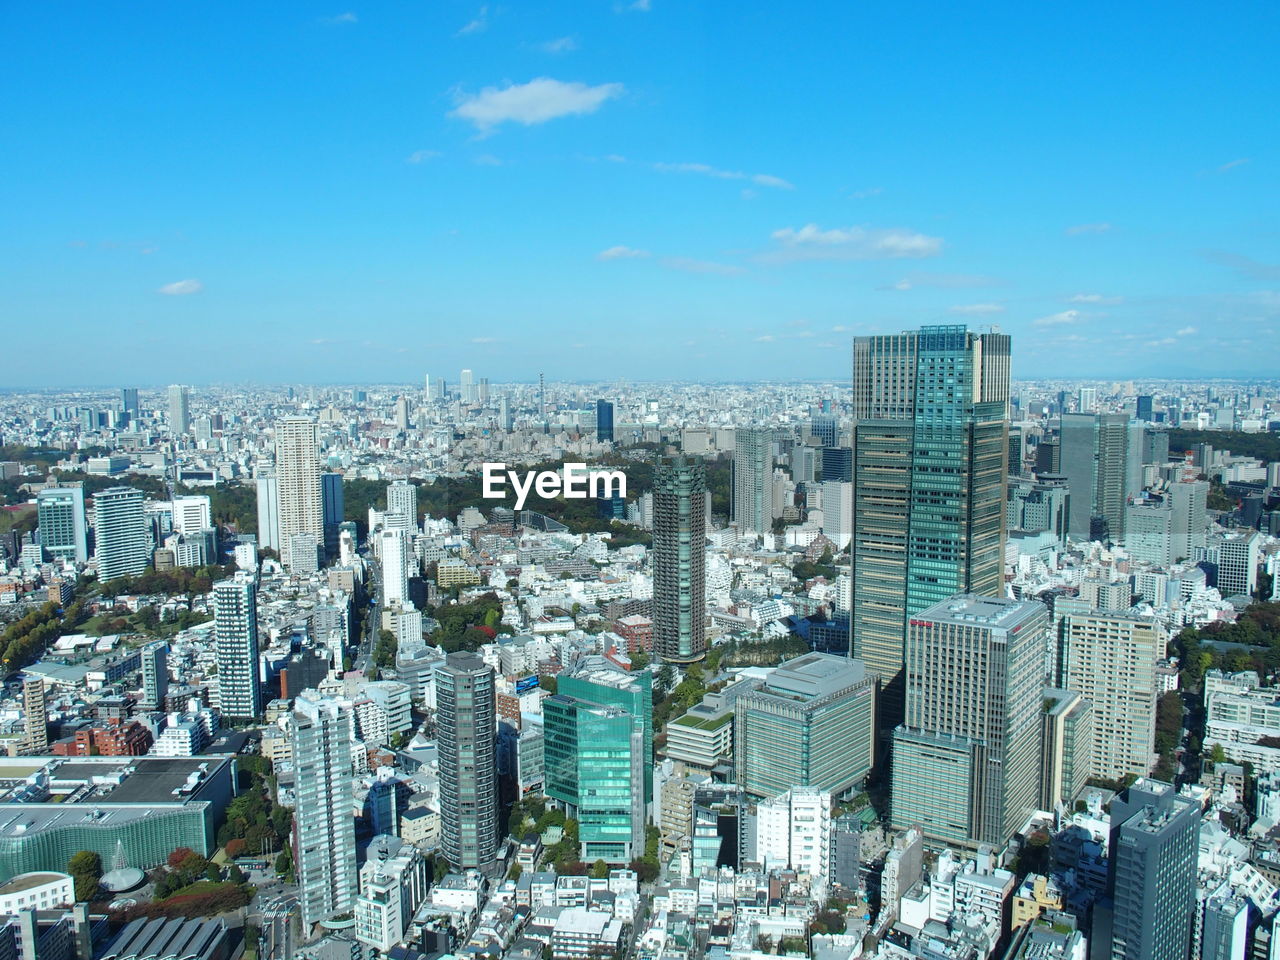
[651,456,707,663]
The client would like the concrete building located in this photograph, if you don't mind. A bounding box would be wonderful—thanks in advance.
[354,835,429,952]
[437,652,498,870]
[732,427,774,538]
[93,487,149,583]
[213,576,261,721]
[651,456,707,663]
[36,487,87,563]
[751,786,832,886]
[275,418,323,571]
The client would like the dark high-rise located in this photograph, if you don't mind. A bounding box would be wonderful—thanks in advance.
[596,400,614,443]
[1059,413,1129,542]
[821,446,853,483]
[652,456,707,663]
[120,387,139,418]
[437,652,498,870]
[849,325,1010,730]
[1136,394,1154,422]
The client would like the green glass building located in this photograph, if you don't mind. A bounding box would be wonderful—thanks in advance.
[850,325,1010,732]
[543,660,652,863]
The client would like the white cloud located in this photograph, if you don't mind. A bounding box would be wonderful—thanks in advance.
[1176,325,1197,336]
[456,6,488,36]
[1218,158,1250,173]
[1068,292,1123,304]
[662,257,745,276]
[652,161,793,190]
[1033,309,1081,327]
[597,245,650,260]
[949,302,1005,315]
[451,78,623,131]
[850,186,883,199]
[406,149,441,164]
[321,12,357,24]
[539,36,578,53]
[766,224,943,261]
[157,279,203,296]
[1149,337,1177,347]
[1065,222,1112,236]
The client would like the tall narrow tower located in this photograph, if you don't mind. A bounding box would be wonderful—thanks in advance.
[275,418,323,570]
[849,325,1010,731]
[437,652,498,870]
[214,576,262,721]
[652,456,707,663]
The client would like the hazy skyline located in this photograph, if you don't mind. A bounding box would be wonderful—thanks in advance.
[4,1,1277,386]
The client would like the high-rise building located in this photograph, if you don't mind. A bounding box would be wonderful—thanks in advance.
[321,472,344,561]
[850,325,1010,729]
[890,596,1046,850]
[1005,475,1070,547]
[437,652,498,870]
[735,652,876,799]
[23,678,48,754]
[1105,779,1199,960]
[167,384,190,435]
[752,787,832,884]
[255,475,280,552]
[1062,611,1158,782]
[1124,499,1173,565]
[821,446,852,483]
[1201,886,1249,960]
[651,456,706,663]
[1215,531,1260,598]
[120,387,140,418]
[213,576,261,721]
[93,487,149,583]
[354,835,429,953]
[1059,413,1129,542]
[811,416,838,447]
[1040,688,1093,811]
[1135,395,1154,422]
[1077,386,1097,413]
[291,690,358,927]
[276,418,323,571]
[393,396,410,431]
[380,528,413,609]
[171,495,212,536]
[386,480,417,528]
[500,395,513,431]
[820,480,852,550]
[139,641,169,711]
[596,400,614,443]
[544,660,652,863]
[460,368,476,404]
[36,486,87,563]
[732,427,774,538]
[1167,479,1207,563]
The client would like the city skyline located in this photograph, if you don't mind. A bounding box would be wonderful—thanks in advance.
[4,2,1277,385]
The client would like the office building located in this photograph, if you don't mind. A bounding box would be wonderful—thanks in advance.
[1167,479,1207,563]
[36,487,87,563]
[275,418,323,571]
[1059,413,1129,542]
[1216,531,1260,598]
[821,446,852,483]
[170,495,212,536]
[139,641,169,711]
[167,385,190,435]
[1124,499,1173,566]
[93,487,149,583]
[1006,475,1070,547]
[732,427,774,538]
[380,528,413,609]
[1136,395,1154,422]
[735,652,876,799]
[437,652,498,870]
[120,387,140,418]
[596,400,614,443]
[500,395,513,431]
[544,660,652,863]
[213,576,261,721]
[1040,688,1093,811]
[23,678,48,754]
[460,368,476,404]
[386,480,417,528]
[291,691,358,927]
[321,472,343,561]
[821,480,852,550]
[1201,886,1249,960]
[890,596,1046,850]
[354,835,429,953]
[1063,611,1158,782]
[1106,779,1199,960]
[850,326,1010,729]
[1077,387,1097,413]
[651,456,707,663]
[255,475,281,552]
[811,415,838,448]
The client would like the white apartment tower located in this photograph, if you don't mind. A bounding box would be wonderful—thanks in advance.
[276,418,323,570]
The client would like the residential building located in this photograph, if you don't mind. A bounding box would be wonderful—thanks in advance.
[437,652,498,870]
[651,456,707,663]
[93,487,149,583]
[732,427,774,538]
[275,418,323,571]
[36,487,87,563]
[354,835,429,952]
[213,576,261,721]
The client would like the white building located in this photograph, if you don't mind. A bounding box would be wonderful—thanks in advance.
[171,495,212,536]
[751,786,832,887]
[354,835,429,952]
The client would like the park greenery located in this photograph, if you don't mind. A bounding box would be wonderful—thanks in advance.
[67,850,102,902]
[1172,601,1280,684]
[215,755,293,857]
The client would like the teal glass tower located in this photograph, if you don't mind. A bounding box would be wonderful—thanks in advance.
[544,661,653,863]
[850,325,1010,731]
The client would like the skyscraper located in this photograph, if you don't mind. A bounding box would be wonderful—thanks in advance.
[36,486,88,563]
[275,418,323,571]
[732,427,774,538]
[890,596,1045,850]
[437,652,498,870]
[386,480,417,528]
[1168,479,1206,564]
[22,678,48,754]
[596,400,614,443]
[93,487,150,582]
[213,576,261,721]
[821,446,852,483]
[1059,413,1129,542]
[139,640,169,711]
[1135,395,1154,422]
[544,660,653,863]
[291,690,358,927]
[652,456,706,663]
[167,384,190,435]
[460,368,476,404]
[850,325,1010,729]
[500,395,513,431]
[1105,779,1199,960]
[321,472,344,561]
[380,528,413,609]
[120,387,140,418]
[255,475,281,552]
[810,415,837,447]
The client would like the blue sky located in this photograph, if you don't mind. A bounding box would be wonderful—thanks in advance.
[4,1,1277,386]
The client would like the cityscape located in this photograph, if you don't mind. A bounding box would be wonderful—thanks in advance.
[3,3,1278,960]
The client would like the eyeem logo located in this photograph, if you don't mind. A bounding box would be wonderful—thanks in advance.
[482,462,626,510]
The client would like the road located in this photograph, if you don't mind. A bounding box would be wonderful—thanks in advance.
[356,550,381,671]
[260,895,299,960]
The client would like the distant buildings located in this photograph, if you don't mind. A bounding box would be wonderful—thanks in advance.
[437,652,499,871]
[596,400,614,443]
[213,576,261,721]
[850,325,1010,731]
[291,691,358,926]
[1059,412,1129,542]
[734,652,876,799]
[93,486,149,582]
[732,427,773,538]
[167,384,190,435]
[651,456,707,663]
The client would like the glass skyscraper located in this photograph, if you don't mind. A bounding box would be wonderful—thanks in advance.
[652,455,706,663]
[543,660,653,864]
[437,652,498,870]
[849,325,1010,731]
[595,399,614,443]
[1059,412,1129,543]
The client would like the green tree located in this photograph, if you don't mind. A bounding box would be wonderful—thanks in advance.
[68,850,102,902]
[591,858,609,879]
